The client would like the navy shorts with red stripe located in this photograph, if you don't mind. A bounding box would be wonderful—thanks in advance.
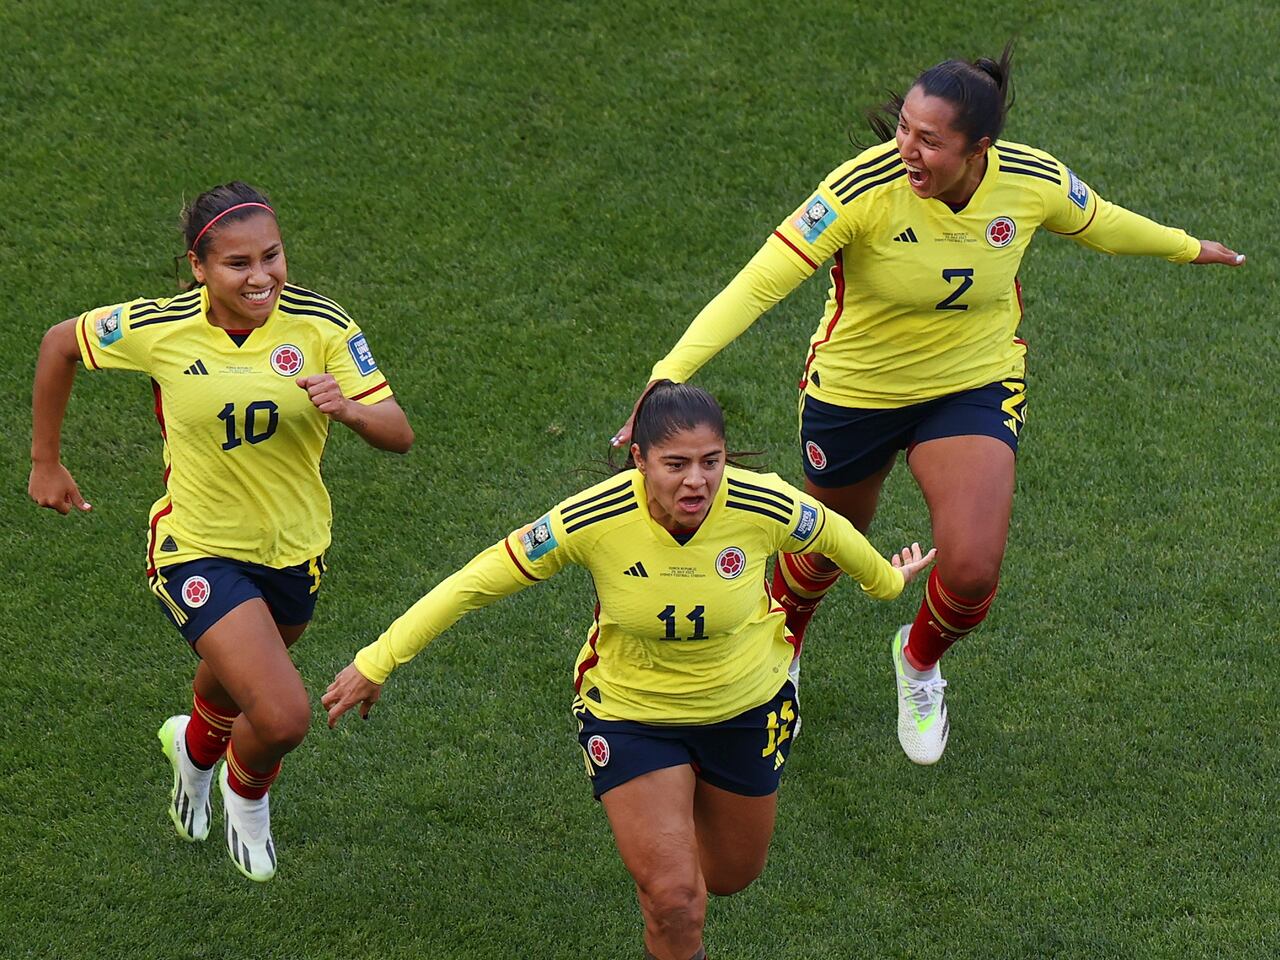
[574,681,799,800]
[799,378,1028,488]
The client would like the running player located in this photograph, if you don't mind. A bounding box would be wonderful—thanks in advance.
[28,182,414,882]
[323,382,934,960]
[613,42,1245,766]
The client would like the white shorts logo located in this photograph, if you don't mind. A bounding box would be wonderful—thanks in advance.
[181,576,211,608]
[587,735,610,767]
[805,440,828,470]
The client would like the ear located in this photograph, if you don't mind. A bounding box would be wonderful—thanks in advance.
[970,136,992,161]
[630,442,644,473]
[187,250,206,286]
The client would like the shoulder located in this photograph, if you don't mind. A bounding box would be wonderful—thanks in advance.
[723,467,799,525]
[554,470,643,537]
[824,141,907,208]
[119,289,204,331]
[276,283,358,335]
[992,140,1068,189]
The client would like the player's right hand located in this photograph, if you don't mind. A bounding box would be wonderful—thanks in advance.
[891,543,937,585]
[28,461,92,515]
[322,662,383,728]
[1192,241,1246,266]
[611,380,661,448]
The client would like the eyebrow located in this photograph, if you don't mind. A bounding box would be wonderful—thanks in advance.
[899,108,943,140]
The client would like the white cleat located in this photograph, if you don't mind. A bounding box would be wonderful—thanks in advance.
[157,715,213,842]
[892,625,949,764]
[219,765,277,882]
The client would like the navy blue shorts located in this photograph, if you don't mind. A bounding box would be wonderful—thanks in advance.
[573,681,799,800]
[149,555,325,649]
[800,379,1028,488]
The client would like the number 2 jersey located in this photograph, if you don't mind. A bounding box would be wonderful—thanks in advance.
[650,139,1202,409]
[354,466,905,725]
[75,284,394,572]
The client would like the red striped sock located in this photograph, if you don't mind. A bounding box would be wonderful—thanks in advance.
[225,743,281,801]
[906,569,997,669]
[771,552,842,649]
[185,690,237,769]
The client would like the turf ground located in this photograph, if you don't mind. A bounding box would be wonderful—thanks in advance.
[1,1,1276,957]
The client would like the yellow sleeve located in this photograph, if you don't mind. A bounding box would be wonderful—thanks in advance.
[1043,168,1200,262]
[803,503,905,601]
[327,323,394,406]
[649,238,811,383]
[75,300,148,373]
[353,501,577,683]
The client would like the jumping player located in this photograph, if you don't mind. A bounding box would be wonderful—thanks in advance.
[323,382,934,960]
[614,42,1245,765]
[28,182,414,881]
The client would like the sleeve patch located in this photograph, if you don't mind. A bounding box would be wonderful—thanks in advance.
[347,333,378,375]
[1067,170,1090,210]
[518,513,558,561]
[93,307,124,347]
[792,195,838,243]
[791,503,819,541]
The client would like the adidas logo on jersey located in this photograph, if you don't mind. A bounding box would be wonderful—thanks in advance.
[892,227,919,243]
[623,561,648,578]
[182,360,209,375]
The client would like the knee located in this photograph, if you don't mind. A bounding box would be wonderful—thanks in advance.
[249,696,311,754]
[937,556,1001,600]
[637,878,706,941]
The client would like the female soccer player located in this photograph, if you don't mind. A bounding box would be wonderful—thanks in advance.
[324,382,933,960]
[28,182,413,882]
[613,43,1245,766]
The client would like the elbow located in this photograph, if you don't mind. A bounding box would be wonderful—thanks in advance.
[391,423,414,455]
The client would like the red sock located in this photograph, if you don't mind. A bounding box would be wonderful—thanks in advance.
[186,690,238,769]
[771,552,842,650]
[225,743,281,801]
[907,569,997,669]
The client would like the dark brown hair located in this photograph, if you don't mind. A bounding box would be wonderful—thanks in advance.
[173,181,275,289]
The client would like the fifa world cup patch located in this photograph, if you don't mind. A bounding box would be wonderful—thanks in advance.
[270,344,305,377]
[791,503,819,542]
[347,333,378,375]
[93,307,124,348]
[518,513,558,561]
[1067,169,1090,210]
[792,194,838,244]
[716,546,746,580]
[181,576,211,608]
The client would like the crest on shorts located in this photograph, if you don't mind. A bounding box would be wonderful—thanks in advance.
[181,576,211,608]
[587,735,610,767]
[986,217,1016,248]
[270,344,304,377]
[716,546,746,580]
[805,440,828,470]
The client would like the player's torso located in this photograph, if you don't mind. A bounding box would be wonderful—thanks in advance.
[810,150,1046,406]
[147,311,336,567]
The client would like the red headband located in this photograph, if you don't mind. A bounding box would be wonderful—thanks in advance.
[188,202,276,254]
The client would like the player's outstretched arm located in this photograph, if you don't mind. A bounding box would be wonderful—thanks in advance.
[322,664,382,727]
[296,374,413,453]
[1191,241,1246,266]
[29,318,92,515]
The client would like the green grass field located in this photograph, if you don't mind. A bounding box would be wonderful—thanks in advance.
[1,1,1276,957]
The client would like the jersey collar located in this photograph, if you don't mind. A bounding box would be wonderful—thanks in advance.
[632,468,730,547]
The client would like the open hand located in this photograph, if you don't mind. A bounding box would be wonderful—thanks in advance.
[321,663,383,728]
[891,543,937,585]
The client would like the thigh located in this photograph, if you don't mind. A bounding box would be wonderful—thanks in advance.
[908,435,1015,591]
[692,780,777,894]
[803,453,897,533]
[193,598,308,725]
[602,765,702,892]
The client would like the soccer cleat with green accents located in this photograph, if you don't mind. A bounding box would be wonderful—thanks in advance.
[157,715,213,842]
[892,625,949,765]
[219,765,277,882]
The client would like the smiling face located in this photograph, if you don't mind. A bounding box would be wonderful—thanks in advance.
[187,212,286,329]
[633,423,726,530]
[896,85,991,207]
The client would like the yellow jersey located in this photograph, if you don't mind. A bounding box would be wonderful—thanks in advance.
[75,284,394,572]
[651,140,1201,408]
[354,466,904,725]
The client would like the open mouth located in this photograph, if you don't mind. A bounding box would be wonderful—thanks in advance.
[677,495,706,514]
[242,285,274,305]
[905,164,929,190]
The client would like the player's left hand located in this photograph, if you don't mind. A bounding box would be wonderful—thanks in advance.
[297,374,353,420]
[322,663,383,728]
[1192,241,1246,266]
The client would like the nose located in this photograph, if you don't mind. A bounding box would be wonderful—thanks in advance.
[249,260,272,286]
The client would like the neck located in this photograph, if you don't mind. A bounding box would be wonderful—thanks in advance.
[205,300,267,332]
[937,152,987,208]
